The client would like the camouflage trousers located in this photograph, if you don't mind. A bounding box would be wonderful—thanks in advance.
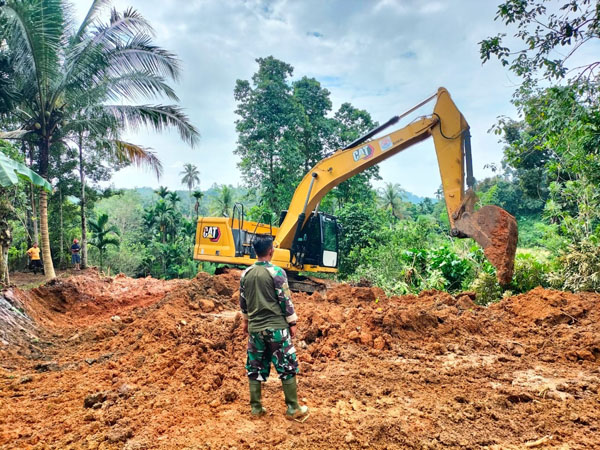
[246,328,298,381]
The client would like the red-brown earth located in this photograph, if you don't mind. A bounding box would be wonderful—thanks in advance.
[1,269,599,449]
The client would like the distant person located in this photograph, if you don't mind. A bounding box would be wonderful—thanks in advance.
[71,239,81,270]
[239,234,309,420]
[26,243,42,274]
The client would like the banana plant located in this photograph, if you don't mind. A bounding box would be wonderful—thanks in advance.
[0,152,51,191]
[0,151,50,284]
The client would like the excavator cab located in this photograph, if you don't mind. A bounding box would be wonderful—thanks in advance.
[280,211,339,269]
[299,213,339,268]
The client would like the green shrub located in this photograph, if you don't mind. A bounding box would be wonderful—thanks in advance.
[349,240,481,296]
[469,251,551,304]
[510,252,550,292]
[93,243,145,277]
[517,217,566,254]
[430,245,473,291]
[547,239,600,292]
[200,262,217,275]
[470,271,503,306]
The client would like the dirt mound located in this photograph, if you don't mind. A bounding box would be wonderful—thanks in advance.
[494,287,592,325]
[2,273,600,449]
[19,269,187,330]
[0,288,46,366]
[490,287,600,363]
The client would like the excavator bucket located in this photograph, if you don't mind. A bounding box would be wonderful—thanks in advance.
[453,191,518,285]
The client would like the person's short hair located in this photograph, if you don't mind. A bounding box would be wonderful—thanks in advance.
[253,235,273,257]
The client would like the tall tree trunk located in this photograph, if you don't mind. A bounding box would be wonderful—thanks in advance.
[28,143,38,245]
[78,134,88,269]
[25,200,33,248]
[269,152,275,211]
[39,189,55,279]
[0,220,10,285]
[23,144,33,248]
[30,184,39,245]
[0,244,8,285]
[0,192,12,284]
[59,186,64,269]
[38,138,56,280]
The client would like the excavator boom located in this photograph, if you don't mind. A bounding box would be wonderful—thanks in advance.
[275,87,517,283]
[194,88,518,285]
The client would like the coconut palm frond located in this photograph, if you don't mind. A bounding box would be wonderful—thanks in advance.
[113,140,163,179]
[105,104,199,147]
[59,5,156,100]
[2,0,65,105]
[101,236,120,247]
[108,34,180,81]
[75,0,111,41]
[97,7,154,47]
[0,129,31,139]
[102,72,179,102]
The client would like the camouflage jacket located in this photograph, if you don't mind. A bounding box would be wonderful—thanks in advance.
[240,261,298,332]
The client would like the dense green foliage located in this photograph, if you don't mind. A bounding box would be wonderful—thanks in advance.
[234,56,380,215]
[479,0,600,84]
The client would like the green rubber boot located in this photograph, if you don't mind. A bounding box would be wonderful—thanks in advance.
[249,380,266,416]
[282,376,309,420]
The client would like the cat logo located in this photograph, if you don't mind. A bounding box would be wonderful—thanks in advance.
[203,226,221,242]
[353,144,374,162]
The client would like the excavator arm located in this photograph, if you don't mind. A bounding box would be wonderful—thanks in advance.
[275,87,517,284]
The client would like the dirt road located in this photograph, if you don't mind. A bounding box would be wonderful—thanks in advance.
[1,270,599,449]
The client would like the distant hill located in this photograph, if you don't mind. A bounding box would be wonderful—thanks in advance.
[129,186,432,212]
[403,191,428,204]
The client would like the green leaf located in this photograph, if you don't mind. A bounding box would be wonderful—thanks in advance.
[0,152,51,191]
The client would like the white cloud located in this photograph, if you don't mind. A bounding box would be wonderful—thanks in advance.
[72,0,520,197]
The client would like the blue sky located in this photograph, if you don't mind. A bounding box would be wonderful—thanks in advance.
[71,0,526,197]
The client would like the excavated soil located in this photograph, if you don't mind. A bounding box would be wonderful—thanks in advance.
[477,206,518,285]
[1,270,600,449]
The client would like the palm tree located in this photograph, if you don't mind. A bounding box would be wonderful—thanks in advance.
[154,199,175,244]
[211,185,234,217]
[167,191,181,207]
[180,163,200,216]
[192,190,204,220]
[377,182,407,220]
[76,136,162,270]
[0,0,199,279]
[155,186,169,199]
[88,213,120,272]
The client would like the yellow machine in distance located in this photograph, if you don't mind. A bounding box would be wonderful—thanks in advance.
[194,88,518,288]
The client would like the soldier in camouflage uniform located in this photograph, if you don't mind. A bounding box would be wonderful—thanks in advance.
[240,235,309,420]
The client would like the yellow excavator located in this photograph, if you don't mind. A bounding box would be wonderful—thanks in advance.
[194,88,518,290]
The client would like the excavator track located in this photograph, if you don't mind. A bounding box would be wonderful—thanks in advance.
[287,273,327,293]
